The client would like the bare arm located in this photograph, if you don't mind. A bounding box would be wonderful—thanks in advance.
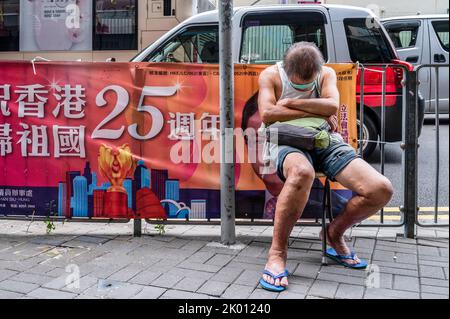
[281,66,340,117]
[258,68,322,124]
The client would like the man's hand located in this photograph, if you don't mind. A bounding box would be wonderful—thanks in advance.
[276,98,291,109]
[279,97,339,132]
[327,114,339,133]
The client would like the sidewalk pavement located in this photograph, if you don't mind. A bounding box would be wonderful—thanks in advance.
[0,220,448,299]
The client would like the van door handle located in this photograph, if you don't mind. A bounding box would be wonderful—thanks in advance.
[434,54,446,63]
[405,56,419,63]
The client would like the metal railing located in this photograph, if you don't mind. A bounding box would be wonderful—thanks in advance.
[415,64,449,228]
[357,62,449,235]
[146,62,449,238]
[356,63,409,228]
[147,63,411,230]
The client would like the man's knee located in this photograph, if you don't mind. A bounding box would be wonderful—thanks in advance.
[364,176,394,206]
[285,164,315,189]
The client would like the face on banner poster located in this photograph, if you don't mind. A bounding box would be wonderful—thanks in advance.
[19,0,93,51]
[0,61,357,220]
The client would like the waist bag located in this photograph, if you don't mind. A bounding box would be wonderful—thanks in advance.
[266,117,332,151]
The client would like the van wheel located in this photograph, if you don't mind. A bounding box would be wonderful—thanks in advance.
[357,116,378,159]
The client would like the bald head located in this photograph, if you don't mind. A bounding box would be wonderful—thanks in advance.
[283,42,325,81]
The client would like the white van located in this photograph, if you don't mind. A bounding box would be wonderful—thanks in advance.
[132,4,423,158]
[382,14,449,114]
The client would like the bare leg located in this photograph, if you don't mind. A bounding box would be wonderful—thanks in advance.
[325,158,393,264]
[263,153,315,288]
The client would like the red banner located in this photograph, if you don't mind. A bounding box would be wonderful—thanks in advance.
[0,61,357,220]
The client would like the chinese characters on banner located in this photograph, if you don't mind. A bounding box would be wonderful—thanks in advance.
[1,83,86,158]
[0,62,358,220]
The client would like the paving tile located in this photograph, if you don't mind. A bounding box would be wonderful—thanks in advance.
[393,275,420,292]
[317,272,366,286]
[233,255,266,266]
[419,265,446,279]
[283,280,311,294]
[277,291,306,299]
[177,261,222,273]
[292,262,321,279]
[393,252,419,264]
[308,280,339,299]
[354,238,376,249]
[25,264,57,276]
[320,265,367,278]
[421,293,449,299]
[379,273,393,289]
[378,266,419,277]
[108,264,143,282]
[419,254,449,263]
[45,267,67,278]
[418,246,441,256]
[417,239,448,248]
[132,286,167,299]
[0,289,24,299]
[226,261,263,271]
[168,267,215,280]
[197,280,229,296]
[82,281,144,299]
[420,277,449,288]
[151,273,184,289]
[75,235,111,245]
[43,274,98,294]
[249,288,279,299]
[0,269,18,281]
[0,280,39,294]
[211,267,243,283]
[83,264,127,279]
[11,272,54,285]
[233,270,261,288]
[221,284,254,299]
[205,254,234,267]
[420,285,449,295]
[335,284,365,299]
[370,260,418,270]
[364,288,420,299]
[419,259,448,268]
[305,295,325,299]
[102,283,145,299]
[186,251,216,264]
[174,277,207,292]
[128,269,163,285]
[160,289,212,299]
[27,288,77,299]
[178,240,207,252]
[438,247,449,257]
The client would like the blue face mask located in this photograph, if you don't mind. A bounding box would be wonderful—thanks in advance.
[289,79,317,91]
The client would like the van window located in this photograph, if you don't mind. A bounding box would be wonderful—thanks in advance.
[344,18,396,63]
[239,12,327,64]
[384,22,420,49]
[432,21,449,52]
[145,26,219,63]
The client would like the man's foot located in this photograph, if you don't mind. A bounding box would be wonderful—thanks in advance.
[262,250,289,288]
[320,225,361,266]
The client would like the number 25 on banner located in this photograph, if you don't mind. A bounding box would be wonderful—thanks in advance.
[92,85,179,140]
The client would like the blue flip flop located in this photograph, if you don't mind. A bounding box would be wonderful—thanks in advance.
[259,269,289,292]
[326,248,368,269]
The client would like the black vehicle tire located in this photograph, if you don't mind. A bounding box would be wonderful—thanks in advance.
[357,115,378,159]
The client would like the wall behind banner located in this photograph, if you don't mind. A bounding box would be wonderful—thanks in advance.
[0,61,357,221]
